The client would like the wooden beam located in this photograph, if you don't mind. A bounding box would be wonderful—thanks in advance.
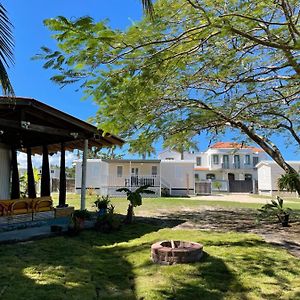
[0,117,86,138]
[80,139,88,210]
[41,145,50,197]
[11,147,20,199]
[58,142,67,207]
[27,147,36,199]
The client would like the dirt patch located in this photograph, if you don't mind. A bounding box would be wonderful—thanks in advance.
[144,207,300,258]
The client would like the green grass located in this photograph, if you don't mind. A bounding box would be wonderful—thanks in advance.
[52,194,300,215]
[0,224,299,299]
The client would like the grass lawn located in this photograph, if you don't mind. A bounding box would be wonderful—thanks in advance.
[0,223,299,300]
[52,193,300,216]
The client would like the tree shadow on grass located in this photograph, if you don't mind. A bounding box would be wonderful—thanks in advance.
[146,252,249,300]
[0,219,184,300]
[159,209,259,232]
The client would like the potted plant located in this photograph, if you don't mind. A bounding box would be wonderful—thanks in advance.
[257,196,292,227]
[94,195,110,216]
[116,185,155,224]
[68,209,91,235]
[94,204,121,233]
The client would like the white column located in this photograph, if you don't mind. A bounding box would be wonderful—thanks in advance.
[80,139,88,210]
[129,160,132,189]
[0,143,10,200]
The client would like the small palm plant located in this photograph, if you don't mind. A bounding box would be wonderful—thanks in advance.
[116,185,155,224]
[257,196,292,227]
[278,172,300,194]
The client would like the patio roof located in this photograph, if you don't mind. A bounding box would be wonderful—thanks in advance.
[0,96,124,153]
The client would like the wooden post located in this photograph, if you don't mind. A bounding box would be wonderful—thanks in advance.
[11,147,20,199]
[59,142,66,207]
[81,139,88,210]
[41,145,50,197]
[27,147,36,199]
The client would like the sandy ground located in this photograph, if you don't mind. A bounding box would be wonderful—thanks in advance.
[189,193,298,203]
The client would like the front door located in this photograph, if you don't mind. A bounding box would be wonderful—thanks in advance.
[228,173,235,181]
[131,168,139,186]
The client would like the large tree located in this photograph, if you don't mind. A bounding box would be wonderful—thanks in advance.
[0,3,14,95]
[39,0,300,193]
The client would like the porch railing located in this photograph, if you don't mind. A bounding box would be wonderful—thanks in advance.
[108,175,160,187]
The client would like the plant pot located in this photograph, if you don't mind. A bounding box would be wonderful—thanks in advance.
[281,214,290,227]
[97,208,107,216]
[75,217,85,229]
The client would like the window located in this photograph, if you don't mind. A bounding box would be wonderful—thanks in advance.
[253,157,259,167]
[196,157,202,166]
[212,155,219,165]
[245,174,252,180]
[245,155,251,165]
[152,166,158,176]
[234,155,240,169]
[51,170,54,174]
[117,166,123,177]
[223,155,229,168]
[206,173,216,180]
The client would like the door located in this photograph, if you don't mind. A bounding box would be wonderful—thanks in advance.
[234,155,240,169]
[223,155,229,169]
[131,168,139,186]
[228,173,235,181]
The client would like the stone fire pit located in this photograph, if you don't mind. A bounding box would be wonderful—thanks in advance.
[151,240,203,265]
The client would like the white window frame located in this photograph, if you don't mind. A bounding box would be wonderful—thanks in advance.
[212,155,219,165]
[152,166,158,176]
[245,155,251,165]
[117,166,123,177]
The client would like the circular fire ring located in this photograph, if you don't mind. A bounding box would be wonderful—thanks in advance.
[151,240,203,265]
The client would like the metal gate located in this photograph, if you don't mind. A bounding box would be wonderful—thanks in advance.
[228,180,253,193]
[195,181,212,195]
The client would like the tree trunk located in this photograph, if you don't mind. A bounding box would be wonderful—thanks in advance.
[234,121,300,196]
[124,203,134,224]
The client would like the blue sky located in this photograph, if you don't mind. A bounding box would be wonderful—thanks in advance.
[3,1,299,166]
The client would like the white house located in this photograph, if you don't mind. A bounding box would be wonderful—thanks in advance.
[192,142,267,193]
[75,159,161,196]
[257,161,300,196]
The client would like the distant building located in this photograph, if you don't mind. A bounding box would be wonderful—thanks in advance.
[257,161,300,196]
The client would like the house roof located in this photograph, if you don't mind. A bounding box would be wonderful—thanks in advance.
[101,159,161,163]
[0,96,124,154]
[210,142,264,152]
[194,167,209,171]
[256,160,300,168]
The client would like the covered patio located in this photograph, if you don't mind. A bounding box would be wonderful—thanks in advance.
[0,96,124,224]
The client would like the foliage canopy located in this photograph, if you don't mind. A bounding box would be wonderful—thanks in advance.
[40,0,300,189]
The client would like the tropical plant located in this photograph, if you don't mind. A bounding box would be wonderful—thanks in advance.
[257,196,292,227]
[278,172,300,195]
[116,185,155,224]
[19,168,40,198]
[212,181,222,192]
[0,4,14,95]
[94,195,110,210]
[94,204,120,233]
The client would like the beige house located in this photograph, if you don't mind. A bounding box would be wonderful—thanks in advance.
[75,159,161,196]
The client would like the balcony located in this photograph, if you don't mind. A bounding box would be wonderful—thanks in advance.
[221,163,230,169]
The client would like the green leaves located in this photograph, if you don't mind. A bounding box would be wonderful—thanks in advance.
[116,185,155,207]
[38,0,300,167]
